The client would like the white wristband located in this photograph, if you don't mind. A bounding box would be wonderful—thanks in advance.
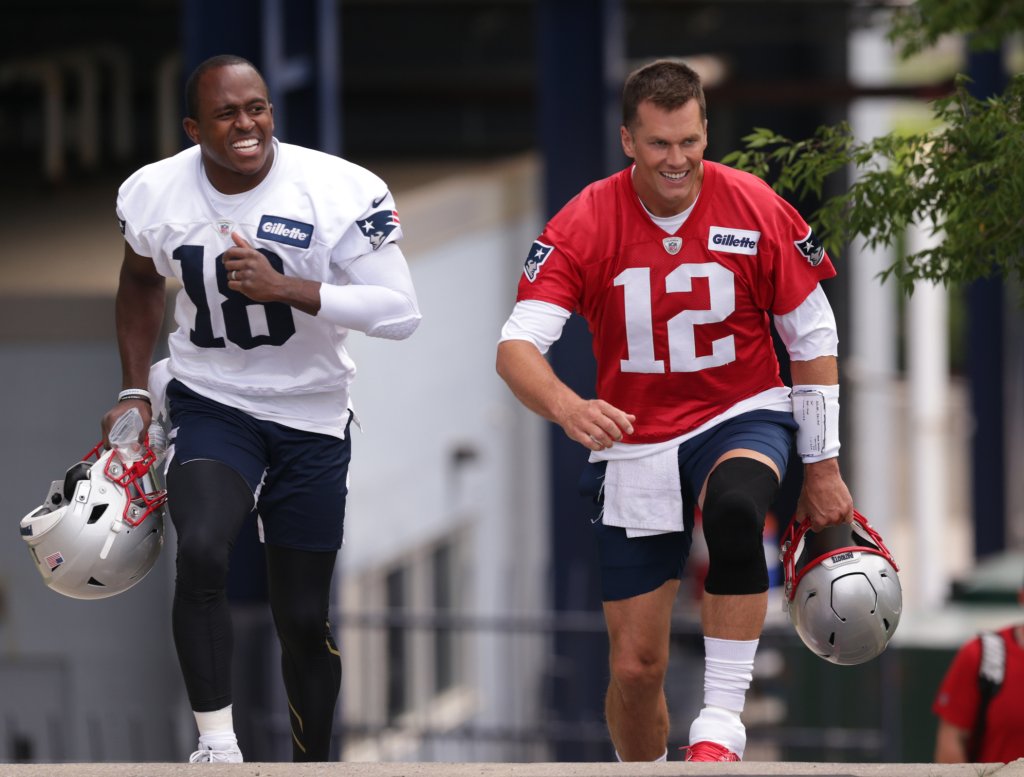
[792,384,840,463]
[118,388,152,404]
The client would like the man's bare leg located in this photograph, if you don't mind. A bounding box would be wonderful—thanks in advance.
[603,579,679,760]
[701,591,767,640]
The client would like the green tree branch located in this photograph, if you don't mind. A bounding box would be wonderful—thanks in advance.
[723,74,1024,294]
[723,0,1023,295]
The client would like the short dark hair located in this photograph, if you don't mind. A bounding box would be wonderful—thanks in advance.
[184,54,266,119]
[622,59,706,129]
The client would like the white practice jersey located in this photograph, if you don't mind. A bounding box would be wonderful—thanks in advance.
[117,139,403,437]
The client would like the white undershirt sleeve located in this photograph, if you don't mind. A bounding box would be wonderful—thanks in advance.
[773,284,838,361]
[318,243,421,339]
[498,299,572,354]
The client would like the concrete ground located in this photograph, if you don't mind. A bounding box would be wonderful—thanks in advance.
[1,762,1021,777]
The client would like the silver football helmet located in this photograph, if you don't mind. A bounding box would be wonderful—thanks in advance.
[780,511,901,666]
[20,441,167,600]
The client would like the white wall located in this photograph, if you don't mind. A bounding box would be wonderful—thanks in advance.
[338,156,553,760]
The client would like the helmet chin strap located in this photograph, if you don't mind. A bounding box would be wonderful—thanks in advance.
[99,516,124,560]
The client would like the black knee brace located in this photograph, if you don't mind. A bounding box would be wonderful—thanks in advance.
[701,458,780,595]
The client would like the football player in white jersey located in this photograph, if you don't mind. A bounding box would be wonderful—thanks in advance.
[101,55,421,763]
[497,60,854,762]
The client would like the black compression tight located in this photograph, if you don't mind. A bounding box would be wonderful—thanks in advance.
[266,544,341,762]
[167,459,341,761]
[168,458,253,714]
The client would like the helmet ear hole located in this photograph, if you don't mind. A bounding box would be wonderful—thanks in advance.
[86,504,108,525]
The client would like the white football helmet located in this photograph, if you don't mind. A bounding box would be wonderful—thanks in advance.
[780,511,902,666]
[20,441,167,600]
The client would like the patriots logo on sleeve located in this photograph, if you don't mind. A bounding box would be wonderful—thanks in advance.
[523,240,554,282]
[795,228,825,267]
[359,209,401,250]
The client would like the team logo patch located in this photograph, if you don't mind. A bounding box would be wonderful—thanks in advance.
[215,220,233,236]
[708,226,760,255]
[359,209,401,250]
[45,551,65,571]
[258,215,314,249]
[523,240,554,282]
[663,236,683,255]
[795,228,825,266]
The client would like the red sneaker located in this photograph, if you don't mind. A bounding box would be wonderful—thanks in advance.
[681,740,741,762]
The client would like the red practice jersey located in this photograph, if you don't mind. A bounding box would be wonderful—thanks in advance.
[932,626,1024,764]
[515,161,836,444]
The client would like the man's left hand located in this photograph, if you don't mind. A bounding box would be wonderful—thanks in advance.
[795,457,854,530]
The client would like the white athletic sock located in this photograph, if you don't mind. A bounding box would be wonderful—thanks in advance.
[689,637,758,758]
[614,748,668,762]
[702,636,757,711]
[688,704,746,758]
[194,705,236,745]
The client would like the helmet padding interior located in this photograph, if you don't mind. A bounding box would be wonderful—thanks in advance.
[62,461,93,502]
[796,522,878,572]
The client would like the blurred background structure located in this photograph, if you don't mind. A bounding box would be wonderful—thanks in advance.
[0,0,1021,765]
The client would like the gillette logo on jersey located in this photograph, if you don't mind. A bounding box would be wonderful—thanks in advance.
[259,215,314,248]
[359,210,401,250]
[708,226,760,255]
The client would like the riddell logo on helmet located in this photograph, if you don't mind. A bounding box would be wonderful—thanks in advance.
[829,551,855,564]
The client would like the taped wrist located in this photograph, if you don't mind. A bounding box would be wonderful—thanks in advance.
[792,384,840,463]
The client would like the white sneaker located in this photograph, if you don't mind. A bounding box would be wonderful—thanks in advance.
[189,741,244,763]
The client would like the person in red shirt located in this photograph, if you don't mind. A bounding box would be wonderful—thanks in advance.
[496,59,854,762]
[933,584,1024,763]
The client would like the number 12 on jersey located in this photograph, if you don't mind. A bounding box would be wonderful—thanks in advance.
[614,262,736,374]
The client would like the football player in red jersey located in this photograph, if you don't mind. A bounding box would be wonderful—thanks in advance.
[497,59,853,763]
[932,580,1024,763]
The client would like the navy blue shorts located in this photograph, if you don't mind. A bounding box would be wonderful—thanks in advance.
[167,379,352,551]
[580,410,797,601]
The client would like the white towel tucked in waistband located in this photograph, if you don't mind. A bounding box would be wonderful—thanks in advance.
[601,447,684,538]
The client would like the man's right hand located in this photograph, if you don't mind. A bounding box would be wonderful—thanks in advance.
[101,399,153,449]
[496,338,636,452]
[557,397,636,452]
